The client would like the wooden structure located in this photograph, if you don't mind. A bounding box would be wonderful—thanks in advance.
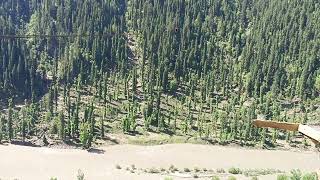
[253,120,320,144]
[253,120,320,179]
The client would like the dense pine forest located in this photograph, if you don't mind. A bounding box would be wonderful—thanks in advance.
[0,0,319,148]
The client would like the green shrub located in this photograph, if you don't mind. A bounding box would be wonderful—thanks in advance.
[228,176,237,180]
[169,80,178,93]
[184,167,191,172]
[148,167,160,174]
[279,170,318,180]
[217,168,225,173]
[115,164,121,169]
[251,177,258,180]
[277,174,289,180]
[302,172,318,180]
[50,116,59,134]
[160,167,166,172]
[243,169,283,177]
[79,122,93,148]
[77,170,85,180]
[290,169,302,180]
[211,176,220,180]
[169,165,178,172]
[228,167,242,174]
[203,168,208,172]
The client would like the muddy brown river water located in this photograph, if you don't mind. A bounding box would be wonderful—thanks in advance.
[0,144,319,180]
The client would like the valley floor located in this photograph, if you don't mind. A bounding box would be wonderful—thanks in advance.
[0,144,319,180]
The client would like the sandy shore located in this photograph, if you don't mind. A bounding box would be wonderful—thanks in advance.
[0,144,319,180]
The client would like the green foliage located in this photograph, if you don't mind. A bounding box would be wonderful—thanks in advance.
[290,169,302,180]
[7,99,13,141]
[122,116,130,133]
[228,167,242,175]
[243,169,283,177]
[122,108,138,133]
[143,106,152,130]
[77,170,85,180]
[277,174,290,180]
[164,177,174,180]
[169,165,178,172]
[100,117,104,139]
[193,174,199,178]
[58,112,65,141]
[194,167,200,172]
[227,176,237,180]
[148,167,160,174]
[20,109,27,142]
[277,171,317,180]
[217,168,225,173]
[169,80,178,93]
[315,75,320,92]
[50,115,59,135]
[0,115,3,143]
[79,123,93,149]
[302,173,318,180]
[211,176,220,180]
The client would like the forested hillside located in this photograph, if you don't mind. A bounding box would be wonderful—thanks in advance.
[0,0,319,148]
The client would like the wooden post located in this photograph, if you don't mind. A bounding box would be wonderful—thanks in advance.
[253,120,299,131]
[253,120,320,143]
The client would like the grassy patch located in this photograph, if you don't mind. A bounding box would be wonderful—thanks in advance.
[243,168,283,177]
[216,168,225,173]
[277,174,289,180]
[211,176,220,180]
[228,176,237,180]
[148,167,160,174]
[301,172,318,180]
[164,177,174,180]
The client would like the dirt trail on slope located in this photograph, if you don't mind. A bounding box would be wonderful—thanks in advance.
[0,144,319,180]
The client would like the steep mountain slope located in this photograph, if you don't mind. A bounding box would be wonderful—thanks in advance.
[0,0,319,148]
